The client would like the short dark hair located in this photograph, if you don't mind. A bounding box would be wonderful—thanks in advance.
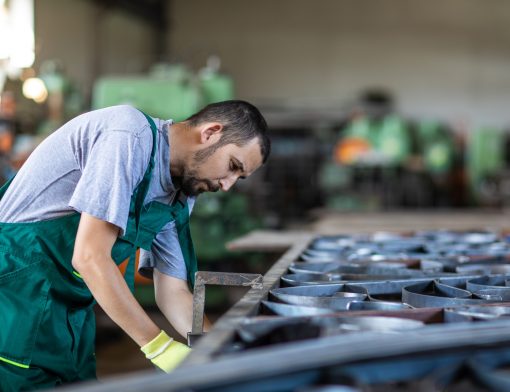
[185,100,271,163]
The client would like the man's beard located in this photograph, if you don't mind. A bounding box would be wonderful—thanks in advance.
[181,176,219,196]
[172,148,220,197]
[173,169,219,197]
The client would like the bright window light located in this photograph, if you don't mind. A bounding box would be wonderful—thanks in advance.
[0,0,34,81]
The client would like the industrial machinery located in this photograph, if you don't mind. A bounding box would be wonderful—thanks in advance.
[320,115,459,209]
[92,60,234,121]
[466,127,510,207]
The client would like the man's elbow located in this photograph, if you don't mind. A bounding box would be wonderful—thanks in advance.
[71,247,105,276]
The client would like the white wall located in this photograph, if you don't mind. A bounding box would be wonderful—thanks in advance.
[168,0,510,128]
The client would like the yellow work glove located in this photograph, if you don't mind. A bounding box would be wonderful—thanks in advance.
[141,330,191,372]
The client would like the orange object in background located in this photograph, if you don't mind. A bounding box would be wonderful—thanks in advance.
[0,130,14,153]
[117,249,153,285]
[335,137,371,164]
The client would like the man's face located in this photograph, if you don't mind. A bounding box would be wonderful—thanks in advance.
[176,137,263,197]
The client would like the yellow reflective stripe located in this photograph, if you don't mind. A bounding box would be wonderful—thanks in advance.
[72,271,83,279]
[0,355,29,369]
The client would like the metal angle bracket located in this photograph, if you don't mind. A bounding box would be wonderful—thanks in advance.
[187,271,264,347]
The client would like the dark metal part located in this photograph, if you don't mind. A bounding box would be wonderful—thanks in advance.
[444,305,510,322]
[270,284,368,310]
[402,280,489,308]
[346,301,412,311]
[261,301,336,317]
[61,318,510,392]
[467,275,510,291]
[234,315,424,348]
[188,271,263,347]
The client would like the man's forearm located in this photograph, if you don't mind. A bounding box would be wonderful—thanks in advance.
[154,270,212,339]
[75,255,160,347]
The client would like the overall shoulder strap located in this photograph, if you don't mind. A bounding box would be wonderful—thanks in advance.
[0,176,15,201]
[134,111,158,221]
[125,111,159,292]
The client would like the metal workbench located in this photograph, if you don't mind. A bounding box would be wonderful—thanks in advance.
[64,210,510,391]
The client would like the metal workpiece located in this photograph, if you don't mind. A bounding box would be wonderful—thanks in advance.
[64,318,510,392]
[346,300,412,311]
[188,271,264,346]
[261,300,337,317]
[456,264,510,275]
[234,314,425,350]
[466,275,510,292]
[261,300,420,317]
[269,284,368,310]
[444,305,510,322]
[401,280,489,308]
[291,259,445,273]
[271,275,473,301]
[182,235,314,366]
[61,230,510,391]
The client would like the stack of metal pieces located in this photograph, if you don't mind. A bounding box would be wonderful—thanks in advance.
[66,230,510,392]
[224,230,510,391]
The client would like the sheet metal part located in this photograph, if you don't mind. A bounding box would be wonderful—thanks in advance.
[401,280,491,308]
[234,315,425,349]
[444,305,510,322]
[61,318,510,392]
[261,299,412,317]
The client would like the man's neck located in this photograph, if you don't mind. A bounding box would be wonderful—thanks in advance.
[168,122,188,178]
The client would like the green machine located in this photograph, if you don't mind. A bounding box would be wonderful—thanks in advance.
[92,61,234,121]
[467,127,506,205]
[341,115,412,165]
[93,64,201,121]
[320,115,413,210]
[377,115,411,165]
[198,55,234,106]
[416,120,455,175]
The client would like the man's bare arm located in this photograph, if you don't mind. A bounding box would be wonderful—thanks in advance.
[154,270,212,339]
[72,213,160,347]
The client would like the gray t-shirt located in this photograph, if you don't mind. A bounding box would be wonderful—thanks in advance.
[0,105,193,281]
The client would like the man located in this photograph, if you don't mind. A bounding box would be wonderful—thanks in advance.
[0,100,270,390]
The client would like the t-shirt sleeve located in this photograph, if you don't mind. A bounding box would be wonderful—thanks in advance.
[69,128,150,235]
[138,196,196,280]
[138,221,188,280]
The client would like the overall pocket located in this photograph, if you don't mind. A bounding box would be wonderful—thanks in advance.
[0,260,51,367]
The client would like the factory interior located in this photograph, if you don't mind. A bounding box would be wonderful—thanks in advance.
[3,0,510,391]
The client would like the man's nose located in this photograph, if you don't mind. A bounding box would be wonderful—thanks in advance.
[219,176,237,191]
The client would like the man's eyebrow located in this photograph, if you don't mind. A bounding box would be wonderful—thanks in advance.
[232,156,247,179]
[232,157,245,173]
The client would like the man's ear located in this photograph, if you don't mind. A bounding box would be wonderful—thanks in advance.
[200,123,223,144]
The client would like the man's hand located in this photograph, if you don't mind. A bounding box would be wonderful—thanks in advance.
[140,330,191,372]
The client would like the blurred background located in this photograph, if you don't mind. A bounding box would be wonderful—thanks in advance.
[2,0,510,377]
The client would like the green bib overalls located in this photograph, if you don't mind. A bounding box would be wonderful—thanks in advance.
[0,113,197,391]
